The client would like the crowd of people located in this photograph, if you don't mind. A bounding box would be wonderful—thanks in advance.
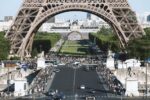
[46,52,103,65]
[97,64,125,96]
[28,66,54,95]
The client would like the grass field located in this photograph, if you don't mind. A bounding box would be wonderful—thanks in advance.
[59,40,91,55]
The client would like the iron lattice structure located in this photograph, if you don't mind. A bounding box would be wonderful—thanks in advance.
[5,0,145,58]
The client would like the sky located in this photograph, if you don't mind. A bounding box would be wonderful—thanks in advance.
[0,0,150,20]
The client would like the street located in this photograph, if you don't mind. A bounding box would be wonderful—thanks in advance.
[49,66,109,100]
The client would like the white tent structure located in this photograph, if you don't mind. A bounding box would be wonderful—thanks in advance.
[117,59,141,69]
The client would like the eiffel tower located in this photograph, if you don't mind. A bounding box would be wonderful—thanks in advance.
[5,0,145,58]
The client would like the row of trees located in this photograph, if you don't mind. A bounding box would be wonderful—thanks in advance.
[0,32,10,60]
[32,32,61,57]
[0,32,61,59]
[127,28,150,60]
[89,26,120,52]
[89,27,150,60]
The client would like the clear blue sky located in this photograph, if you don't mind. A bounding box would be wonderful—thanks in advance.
[0,0,150,20]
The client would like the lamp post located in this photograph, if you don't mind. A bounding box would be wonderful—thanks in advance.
[7,59,12,97]
[145,62,148,99]
[143,45,150,99]
[7,62,10,96]
[125,62,127,90]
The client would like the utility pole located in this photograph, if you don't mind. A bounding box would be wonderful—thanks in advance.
[7,60,10,97]
[145,62,148,99]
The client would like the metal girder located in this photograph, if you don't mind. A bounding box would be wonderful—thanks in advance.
[5,0,145,59]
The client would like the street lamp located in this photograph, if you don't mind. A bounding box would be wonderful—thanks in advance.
[7,61,10,96]
[7,58,12,97]
[145,62,148,99]
[125,62,127,92]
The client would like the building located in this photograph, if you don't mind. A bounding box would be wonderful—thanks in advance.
[38,17,111,33]
[4,16,13,22]
[0,16,13,32]
[147,15,150,22]
[136,12,150,28]
[87,13,91,20]
[0,20,13,32]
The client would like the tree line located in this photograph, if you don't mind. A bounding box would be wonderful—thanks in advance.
[31,32,61,57]
[89,27,150,60]
[0,32,61,60]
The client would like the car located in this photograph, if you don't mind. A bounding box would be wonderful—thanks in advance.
[54,92,66,99]
[53,64,58,67]
[44,90,56,96]
[86,96,95,100]
[89,89,96,94]
[84,67,90,71]
[73,62,80,65]
[53,69,60,72]
[58,63,65,66]
[80,85,85,90]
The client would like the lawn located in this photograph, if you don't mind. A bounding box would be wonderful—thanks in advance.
[59,40,90,55]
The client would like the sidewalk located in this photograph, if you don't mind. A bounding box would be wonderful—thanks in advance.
[96,71,115,97]
[44,72,56,92]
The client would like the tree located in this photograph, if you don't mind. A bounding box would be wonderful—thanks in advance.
[32,32,61,57]
[89,27,120,52]
[127,27,150,60]
[0,32,10,60]
[31,48,38,58]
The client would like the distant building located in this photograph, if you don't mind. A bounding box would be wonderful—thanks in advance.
[0,20,13,32]
[4,16,13,22]
[147,15,150,22]
[38,23,54,32]
[136,12,150,28]
[0,16,13,32]
[87,13,91,20]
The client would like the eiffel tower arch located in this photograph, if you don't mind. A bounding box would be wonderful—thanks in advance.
[5,0,145,58]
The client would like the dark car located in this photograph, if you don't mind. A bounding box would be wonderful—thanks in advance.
[89,89,96,94]
[44,90,56,96]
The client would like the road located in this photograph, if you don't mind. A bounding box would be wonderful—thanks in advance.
[14,66,150,100]
[49,66,109,99]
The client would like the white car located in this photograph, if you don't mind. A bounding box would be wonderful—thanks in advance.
[58,63,65,66]
[74,62,80,65]
[80,85,85,90]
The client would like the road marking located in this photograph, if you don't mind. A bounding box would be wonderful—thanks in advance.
[73,67,77,93]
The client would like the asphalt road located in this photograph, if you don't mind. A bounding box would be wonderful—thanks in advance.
[49,66,108,99]
[14,66,150,100]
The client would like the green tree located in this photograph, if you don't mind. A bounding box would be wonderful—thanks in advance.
[0,32,10,60]
[32,32,61,57]
[31,48,38,58]
[127,27,150,60]
[89,27,120,52]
